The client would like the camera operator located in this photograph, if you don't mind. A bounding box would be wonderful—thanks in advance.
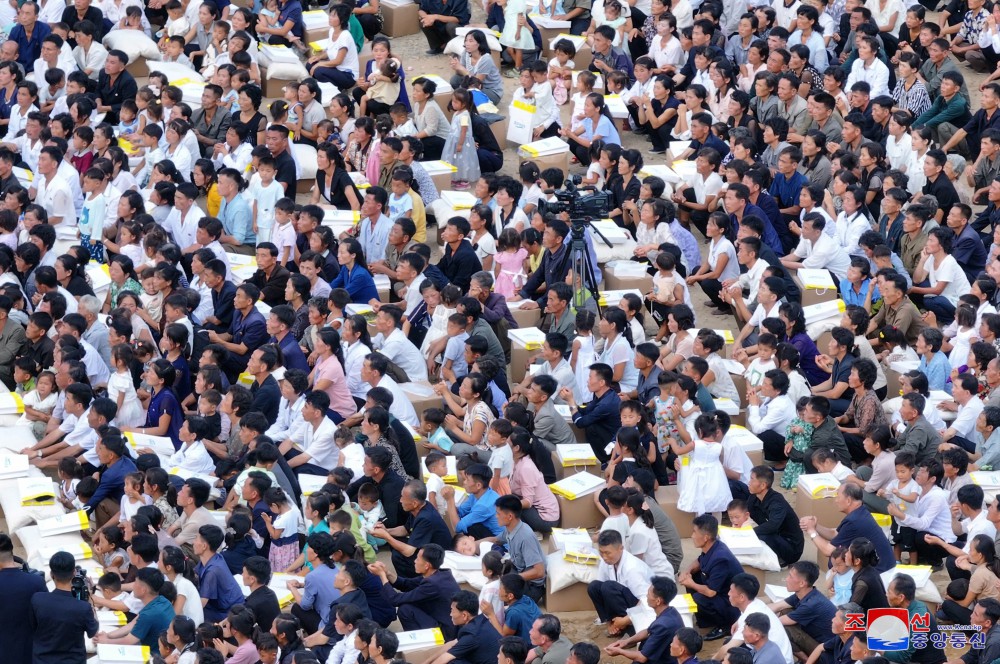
[0,533,46,664]
[30,551,99,664]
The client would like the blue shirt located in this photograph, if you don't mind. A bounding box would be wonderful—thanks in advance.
[641,607,685,664]
[769,170,810,214]
[272,331,310,372]
[582,115,621,146]
[196,553,246,622]
[146,386,184,449]
[839,277,881,307]
[669,220,701,272]
[919,351,952,394]
[456,488,503,536]
[785,587,837,643]
[9,22,51,73]
[831,507,896,572]
[219,194,255,245]
[330,264,379,303]
[131,595,175,648]
[504,595,542,642]
[303,563,341,627]
[85,455,138,512]
[278,0,305,40]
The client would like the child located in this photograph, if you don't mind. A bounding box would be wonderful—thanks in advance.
[420,410,454,456]
[779,398,814,489]
[440,313,470,384]
[388,170,414,224]
[335,425,365,480]
[571,309,597,403]
[479,550,506,623]
[354,482,386,549]
[726,499,756,528]
[493,228,527,299]
[878,451,921,562]
[652,372,691,457]
[13,356,36,396]
[424,451,449,516]
[548,39,576,106]
[670,412,732,516]
[880,325,918,367]
[39,68,65,116]
[107,344,146,428]
[946,304,978,371]
[389,104,416,138]
[598,484,630,540]
[79,167,107,262]
[116,101,139,139]
[648,252,683,342]
[74,477,98,509]
[249,156,283,242]
[257,634,279,664]
[420,283,462,361]
[96,572,127,603]
[743,333,778,388]
[161,0,190,45]
[197,389,223,441]
[119,472,151,523]
[454,533,478,555]
[581,140,607,189]
[161,36,193,68]
[71,126,95,176]
[813,447,856,482]
[57,456,85,510]
[826,545,855,605]
[441,90,480,189]
[117,221,145,268]
[271,198,297,266]
[486,419,514,495]
[261,487,302,571]
[0,209,16,252]
[499,0,534,70]
[360,60,401,119]
[590,0,627,47]
[94,525,130,577]
[570,71,596,133]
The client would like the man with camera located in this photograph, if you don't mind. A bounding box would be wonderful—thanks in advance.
[0,533,46,664]
[30,551,99,664]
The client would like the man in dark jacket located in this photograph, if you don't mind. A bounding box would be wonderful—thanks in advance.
[248,244,291,307]
[96,50,137,124]
[371,543,461,639]
[437,217,482,293]
[747,466,805,566]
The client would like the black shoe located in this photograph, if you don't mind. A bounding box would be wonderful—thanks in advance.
[705,628,728,641]
[426,48,444,55]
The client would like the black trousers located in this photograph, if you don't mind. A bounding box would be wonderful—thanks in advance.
[729,479,749,502]
[291,603,323,635]
[399,603,452,639]
[588,580,639,622]
[422,136,446,161]
[700,277,725,308]
[392,548,418,579]
[844,432,868,464]
[947,554,972,581]
[914,531,948,566]
[356,12,382,40]
[760,429,787,462]
[761,531,803,567]
[478,148,503,174]
[521,506,559,533]
[953,435,977,454]
[352,86,393,118]
[285,449,329,477]
[422,22,459,52]
[570,140,592,165]
[465,522,495,540]
[938,598,973,624]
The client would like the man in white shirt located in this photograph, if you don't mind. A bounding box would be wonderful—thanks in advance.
[888,460,957,567]
[716,573,794,664]
[780,214,851,280]
[923,484,997,580]
[747,369,797,461]
[939,373,986,453]
[845,35,890,97]
[34,146,76,226]
[340,317,372,402]
[284,390,338,476]
[722,235,769,327]
[733,276,785,350]
[343,352,419,428]
[371,305,429,382]
[32,33,77,89]
[587,529,653,626]
[164,182,206,250]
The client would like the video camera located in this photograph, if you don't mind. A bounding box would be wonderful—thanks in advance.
[71,566,90,602]
[538,175,611,223]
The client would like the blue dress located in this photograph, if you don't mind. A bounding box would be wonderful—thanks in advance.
[329,264,379,303]
[145,387,185,450]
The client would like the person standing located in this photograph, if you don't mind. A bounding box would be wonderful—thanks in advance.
[30,551,99,664]
[0,533,46,664]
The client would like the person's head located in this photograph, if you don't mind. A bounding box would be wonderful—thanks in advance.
[670,628,703,662]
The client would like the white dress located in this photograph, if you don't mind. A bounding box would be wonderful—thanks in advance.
[677,439,732,515]
[107,370,145,428]
[949,326,977,370]
[573,334,596,403]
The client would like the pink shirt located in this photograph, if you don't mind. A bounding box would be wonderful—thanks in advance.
[228,640,260,664]
[510,456,560,521]
[316,354,359,419]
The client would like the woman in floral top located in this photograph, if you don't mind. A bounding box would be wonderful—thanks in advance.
[106,255,143,313]
[436,373,495,463]
[344,116,376,173]
[834,360,887,462]
[145,466,180,531]
[361,406,410,479]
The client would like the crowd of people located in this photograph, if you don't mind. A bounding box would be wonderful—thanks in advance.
[5,0,1000,661]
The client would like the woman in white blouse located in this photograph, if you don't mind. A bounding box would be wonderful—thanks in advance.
[167,415,217,476]
[649,14,685,72]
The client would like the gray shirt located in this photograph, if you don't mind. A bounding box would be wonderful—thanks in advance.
[532,636,573,664]
[751,639,786,664]
[531,399,577,448]
[646,499,684,573]
[896,415,940,464]
[497,519,546,588]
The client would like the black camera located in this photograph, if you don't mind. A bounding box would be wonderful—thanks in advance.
[538,175,612,222]
[71,566,90,602]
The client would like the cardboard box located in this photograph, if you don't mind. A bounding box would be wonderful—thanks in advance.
[305,27,328,44]
[436,91,455,123]
[264,75,297,99]
[510,330,545,384]
[539,27,565,57]
[603,273,653,294]
[400,382,442,445]
[794,273,839,308]
[126,58,149,78]
[545,579,593,612]
[511,308,541,330]
[654,485,695,538]
[489,118,507,150]
[744,564,767,587]
[357,41,374,83]
[530,150,570,178]
[795,490,842,531]
[555,493,603,529]
[885,367,902,400]
[399,646,444,664]
[381,0,420,37]
[550,451,603,481]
